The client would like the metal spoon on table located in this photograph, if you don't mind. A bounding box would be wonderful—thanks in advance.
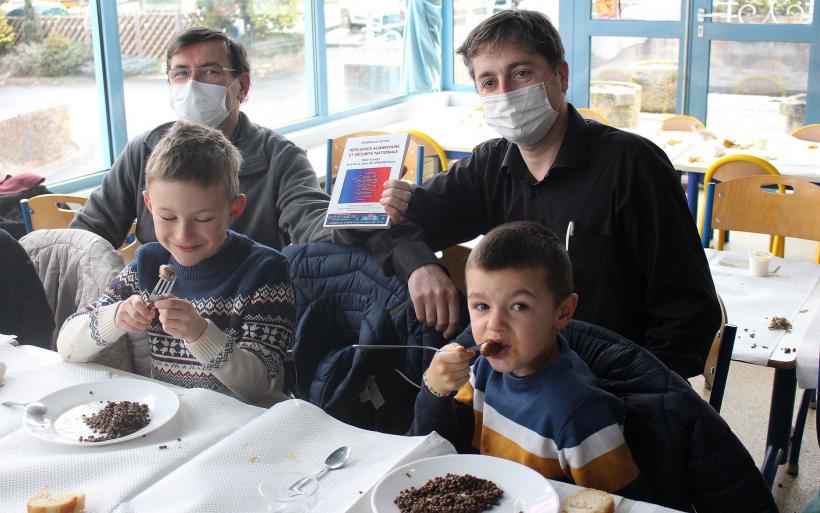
[288,446,350,496]
[2,400,47,416]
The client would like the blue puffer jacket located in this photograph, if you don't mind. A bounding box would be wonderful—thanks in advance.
[455,321,777,513]
[282,242,463,434]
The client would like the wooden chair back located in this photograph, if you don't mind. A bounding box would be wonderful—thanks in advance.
[661,115,705,132]
[576,107,611,125]
[791,124,820,142]
[20,193,141,263]
[711,175,820,244]
[399,129,449,183]
[20,194,86,231]
[698,155,781,253]
[704,295,728,390]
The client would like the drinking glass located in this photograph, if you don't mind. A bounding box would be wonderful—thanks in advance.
[258,472,319,513]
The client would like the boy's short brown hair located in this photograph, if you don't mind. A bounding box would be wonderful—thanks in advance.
[456,9,565,81]
[467,221,573,302]
[145,121,242,200]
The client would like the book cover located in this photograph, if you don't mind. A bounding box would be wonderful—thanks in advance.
[324,133,411,229]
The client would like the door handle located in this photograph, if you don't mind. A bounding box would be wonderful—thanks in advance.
[697,8,729,23]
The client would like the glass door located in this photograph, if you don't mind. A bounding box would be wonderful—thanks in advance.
[568,0,818,135]
[687,0,817,140]
[567,1,689,131]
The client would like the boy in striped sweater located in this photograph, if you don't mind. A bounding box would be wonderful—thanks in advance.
[58,121,294,406]
[412,221,646,496]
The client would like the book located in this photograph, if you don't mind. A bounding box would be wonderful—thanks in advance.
[324,133,411,229]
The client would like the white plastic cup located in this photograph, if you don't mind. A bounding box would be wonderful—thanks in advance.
[749,250,773,277]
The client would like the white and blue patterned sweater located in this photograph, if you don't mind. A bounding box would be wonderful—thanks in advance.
[58,231,294,406]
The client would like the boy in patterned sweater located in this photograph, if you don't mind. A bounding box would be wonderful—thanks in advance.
[57,121,294,406]
[412,221,647,496]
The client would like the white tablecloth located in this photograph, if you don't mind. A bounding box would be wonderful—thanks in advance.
[0,342,684,513]
[673,135,820,178]
[705,250,820,378]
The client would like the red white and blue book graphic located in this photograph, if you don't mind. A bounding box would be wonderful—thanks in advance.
[324,134,410,229]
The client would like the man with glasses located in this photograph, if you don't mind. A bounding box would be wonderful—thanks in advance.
[72,27,411,252]
[361,10,720,379]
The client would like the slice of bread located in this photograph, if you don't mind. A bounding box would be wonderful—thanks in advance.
[562,488,615,513]
[27,490,86,513]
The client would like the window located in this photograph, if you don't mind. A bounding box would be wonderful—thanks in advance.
[0,4,103,184]
[450,0,559,88]
[121,1,311,141]
[325,0,406,112]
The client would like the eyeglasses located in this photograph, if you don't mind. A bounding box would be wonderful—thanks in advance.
[166,65,236,84]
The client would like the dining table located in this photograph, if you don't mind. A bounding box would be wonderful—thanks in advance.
[704,248,820,486]
[673,135,820,215]
[0,339,685,513]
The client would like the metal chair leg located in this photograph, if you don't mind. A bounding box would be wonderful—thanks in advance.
[760,368,796,488]
[786,388,816,475]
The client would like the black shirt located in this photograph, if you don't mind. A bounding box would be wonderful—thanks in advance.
[367,105,721,378]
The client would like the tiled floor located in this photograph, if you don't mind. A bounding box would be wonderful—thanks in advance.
[697,233,818,513]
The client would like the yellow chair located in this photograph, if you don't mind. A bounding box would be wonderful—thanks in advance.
[661,114,705,132]
[19,194,141,263]
[705,175,820,264]
[703,295,736,413]
[19,194,86,231]
[577,107,611,125]
[791,124,820,142]
[325,131,421,193]
[697,155,782,254]
[399,129,449,182]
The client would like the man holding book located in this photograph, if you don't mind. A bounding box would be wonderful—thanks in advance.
[71,27,411,251]
[361,10,720,379]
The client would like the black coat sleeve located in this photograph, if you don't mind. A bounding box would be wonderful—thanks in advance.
[366,148,491,281]
[0,229,54,349]
[616,140,721,378]
[409,384,476,454]
[70,138,144,248]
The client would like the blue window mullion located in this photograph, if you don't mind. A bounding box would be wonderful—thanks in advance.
[441,0,453,90]
[90,0,127,167]
[308,0,328,118]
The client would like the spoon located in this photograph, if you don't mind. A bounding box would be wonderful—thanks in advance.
[288,446,350,495]
[2,400,47,416]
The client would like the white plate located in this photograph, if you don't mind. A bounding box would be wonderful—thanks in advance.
[371,454,560,513]
[22,378,179,446]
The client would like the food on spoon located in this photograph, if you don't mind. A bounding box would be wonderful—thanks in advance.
[394,473,503,513]
[79,400,150,442]
[159,264,177,282]
[480,341,502,357]
[561,488,615,513]
[27,489,86,513]
[768,316,792,332]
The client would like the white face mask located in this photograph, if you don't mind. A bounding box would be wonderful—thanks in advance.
[481,81,559,146]
[169,80,234,128]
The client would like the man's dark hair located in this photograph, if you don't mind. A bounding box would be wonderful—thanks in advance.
[165,27,250,77]
[456,9,564,81]
[467,221,573,302]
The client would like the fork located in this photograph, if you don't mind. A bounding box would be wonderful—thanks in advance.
[146,273,176,306]
[350,342,487,353]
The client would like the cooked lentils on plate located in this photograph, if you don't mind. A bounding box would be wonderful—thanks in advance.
[79,401,150,442]
[394,473,503,513]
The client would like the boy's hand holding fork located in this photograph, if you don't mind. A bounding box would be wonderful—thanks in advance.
[424,343,474,397]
